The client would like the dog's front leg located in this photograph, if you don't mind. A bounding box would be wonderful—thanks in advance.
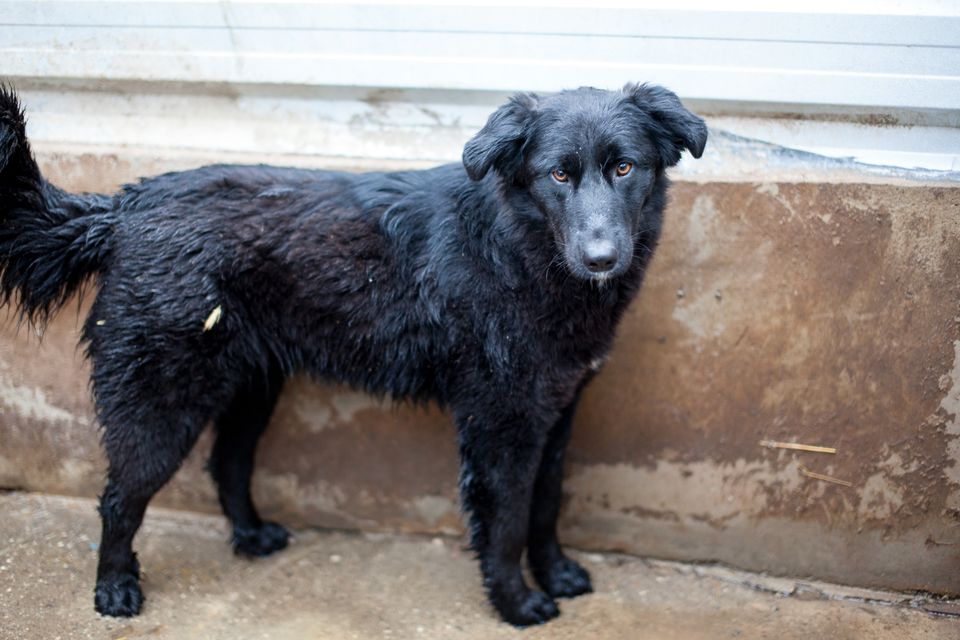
[527,393,593,598]
[456,410,559,626]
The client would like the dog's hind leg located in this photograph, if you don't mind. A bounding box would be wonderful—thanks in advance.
[208,363,289,557]
[94,410,207,617]
[457,409,559,627]
[526,393,593,599]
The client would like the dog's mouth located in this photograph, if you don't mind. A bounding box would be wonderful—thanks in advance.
[562,258,629,284]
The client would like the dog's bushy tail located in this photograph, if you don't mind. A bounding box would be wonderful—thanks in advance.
[0,85,116,326]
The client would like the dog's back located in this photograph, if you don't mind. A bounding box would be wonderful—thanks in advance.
[82,162,481,403]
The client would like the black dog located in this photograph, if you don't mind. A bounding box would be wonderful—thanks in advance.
[0,83,705,626]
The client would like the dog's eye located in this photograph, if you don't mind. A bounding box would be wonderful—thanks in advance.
[615,162,633,177]
[551,169,569,183]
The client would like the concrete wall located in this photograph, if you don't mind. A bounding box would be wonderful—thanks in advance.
[1,148,958,596]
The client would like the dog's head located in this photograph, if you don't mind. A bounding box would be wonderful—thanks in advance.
[463,84,707,281]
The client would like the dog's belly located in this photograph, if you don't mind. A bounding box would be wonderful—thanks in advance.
[298,323,447,402]
[233,273,450,403]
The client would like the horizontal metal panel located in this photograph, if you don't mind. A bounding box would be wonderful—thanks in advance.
[3,2,958,46]
[3,27,956,76]
[1,1,958,111]
[3,51,957,110]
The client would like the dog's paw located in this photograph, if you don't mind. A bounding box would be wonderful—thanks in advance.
[94,573,144,617]
[533,555,593,599]
[495,590,560,627]
[232,521,290,557]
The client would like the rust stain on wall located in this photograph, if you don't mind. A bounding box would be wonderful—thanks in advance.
[563,181,960,592]
[1,156,958,594]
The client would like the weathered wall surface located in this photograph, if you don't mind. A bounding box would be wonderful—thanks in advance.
[1,154,958,595]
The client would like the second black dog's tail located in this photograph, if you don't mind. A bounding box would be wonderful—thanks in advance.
[0,85,116,326]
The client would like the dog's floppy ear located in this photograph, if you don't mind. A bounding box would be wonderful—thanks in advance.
[623,83,707,166]
[462,93,538,181]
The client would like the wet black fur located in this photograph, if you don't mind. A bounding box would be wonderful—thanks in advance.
[0,83,706,626]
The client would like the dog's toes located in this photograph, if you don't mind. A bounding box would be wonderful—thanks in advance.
[94,573,144,617]
[533,556,593,599]
[496,590,560,627]
[232,521,290,557]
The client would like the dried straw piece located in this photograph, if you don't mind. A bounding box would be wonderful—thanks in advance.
[203,305,223,332]
[759,440,836,454]
[798,463,852,487]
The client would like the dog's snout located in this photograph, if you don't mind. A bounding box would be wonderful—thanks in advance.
[582,240,619,273]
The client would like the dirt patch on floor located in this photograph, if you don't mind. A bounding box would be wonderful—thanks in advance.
[0,492,956,640]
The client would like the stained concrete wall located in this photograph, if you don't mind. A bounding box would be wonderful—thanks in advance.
[1,151,959,596]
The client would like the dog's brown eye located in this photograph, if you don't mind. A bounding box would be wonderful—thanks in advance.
[551,169,568,183]
[616,162,633,177]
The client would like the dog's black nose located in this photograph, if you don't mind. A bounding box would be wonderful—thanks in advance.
[582,241,619,273]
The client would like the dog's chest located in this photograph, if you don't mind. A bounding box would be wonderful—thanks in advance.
[503,286,623,374]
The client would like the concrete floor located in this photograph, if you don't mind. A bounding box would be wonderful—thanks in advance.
[0,492,956,640]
